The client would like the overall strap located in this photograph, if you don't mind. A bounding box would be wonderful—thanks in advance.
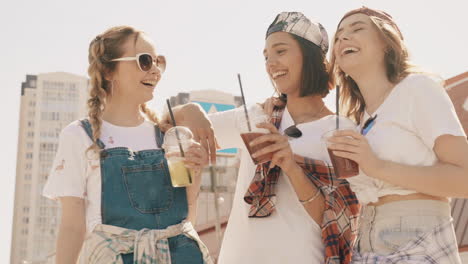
[80,119,106,149]
[154,125,164,149]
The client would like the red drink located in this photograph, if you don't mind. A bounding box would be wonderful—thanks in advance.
[241,132,274,165]
[327,148,359,178]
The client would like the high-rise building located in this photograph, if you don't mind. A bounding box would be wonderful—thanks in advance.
[10,72,88,264]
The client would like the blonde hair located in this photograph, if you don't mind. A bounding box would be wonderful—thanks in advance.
[329,15,416,124]
[87,26,159,153]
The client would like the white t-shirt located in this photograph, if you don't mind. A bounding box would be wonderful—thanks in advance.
[42,119,159,233]
[213,106,336,264]
[347,74,466,205]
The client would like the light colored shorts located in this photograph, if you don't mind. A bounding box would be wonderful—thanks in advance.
[353,200,461,264]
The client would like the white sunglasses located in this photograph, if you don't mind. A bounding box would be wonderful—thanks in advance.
[112,53,166,73]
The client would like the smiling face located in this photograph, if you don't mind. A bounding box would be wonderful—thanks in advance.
[333,14,387,75]
[264,32,303,97]
[110,33,162,104]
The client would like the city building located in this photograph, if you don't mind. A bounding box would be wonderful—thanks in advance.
[10,72,88,264]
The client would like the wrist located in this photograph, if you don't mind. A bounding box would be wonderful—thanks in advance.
[282,160,302,175]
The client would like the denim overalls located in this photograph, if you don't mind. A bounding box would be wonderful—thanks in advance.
[80,119,205,264]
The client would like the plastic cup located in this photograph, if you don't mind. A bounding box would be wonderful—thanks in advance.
[237,105,274,165]
[163,126,194,187]
[321,116,359,179]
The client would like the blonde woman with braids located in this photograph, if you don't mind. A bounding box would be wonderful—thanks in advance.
[43,26,212,264]
[325,7,468,263]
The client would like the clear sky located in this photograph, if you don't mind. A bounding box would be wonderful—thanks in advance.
[1,0,467,261]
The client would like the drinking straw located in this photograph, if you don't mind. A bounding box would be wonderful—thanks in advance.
[166,99,186,157]
[336,85,340,129]
[237,73,252,132]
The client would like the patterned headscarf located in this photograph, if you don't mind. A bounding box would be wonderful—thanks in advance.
[266,12,329,53]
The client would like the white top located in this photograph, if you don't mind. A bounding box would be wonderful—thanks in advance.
[42,119,159,234]
[213,105,337,264]
[347,74,466,205]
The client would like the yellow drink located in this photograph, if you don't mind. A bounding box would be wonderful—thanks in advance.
[167,157,192,187]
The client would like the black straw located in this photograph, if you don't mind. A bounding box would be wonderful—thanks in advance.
[237,73,252,132]
[336,85,340,129]
[166,99,185,157]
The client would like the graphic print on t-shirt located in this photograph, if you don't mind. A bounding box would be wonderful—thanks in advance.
[54,160,65,172]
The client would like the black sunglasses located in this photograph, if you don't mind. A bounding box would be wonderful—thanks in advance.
[284,125,303,138]
[285,113,376,138]
[361,114,377,135]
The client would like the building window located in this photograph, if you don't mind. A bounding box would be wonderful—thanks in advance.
[21,228,28,235]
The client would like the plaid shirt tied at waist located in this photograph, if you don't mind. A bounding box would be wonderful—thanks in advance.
[244,105,361,264]
[78,221,213,264]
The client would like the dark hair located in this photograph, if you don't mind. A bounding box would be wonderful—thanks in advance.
[293,35,330,98]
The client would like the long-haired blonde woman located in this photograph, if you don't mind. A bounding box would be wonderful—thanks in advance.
[43,26,212,264]
[327,7,468,263]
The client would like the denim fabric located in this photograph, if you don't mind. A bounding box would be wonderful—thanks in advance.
[80,119,203,264]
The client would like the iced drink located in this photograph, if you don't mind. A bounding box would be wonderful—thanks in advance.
[237,104,273,165]
[167,157,193,187]
[163,126,194,187]
[327,148,359,178]
[322,116,359,179]
[241,132,274,165]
